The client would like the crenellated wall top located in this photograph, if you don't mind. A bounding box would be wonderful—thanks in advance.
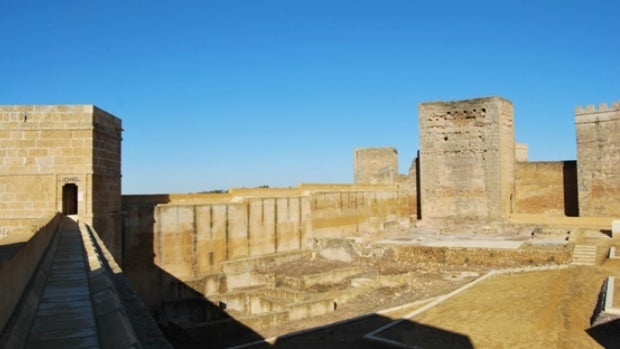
[574,101,620,115]
[574,101,620,124]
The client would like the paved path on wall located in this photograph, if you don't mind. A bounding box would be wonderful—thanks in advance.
[25,218,100,349]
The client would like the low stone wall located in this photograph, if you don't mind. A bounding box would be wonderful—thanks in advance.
[0,213,60,333]
[393,245,571,267]
[281,267,364,289]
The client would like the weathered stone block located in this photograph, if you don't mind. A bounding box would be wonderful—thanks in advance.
[612,220,620,237]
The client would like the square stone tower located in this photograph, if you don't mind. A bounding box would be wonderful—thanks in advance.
[0,105,123,260]
[418,97,515,222]
[575,102,620,217]
[354,147,398,184]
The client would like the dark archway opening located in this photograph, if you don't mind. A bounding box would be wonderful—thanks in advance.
[62,183,78,215]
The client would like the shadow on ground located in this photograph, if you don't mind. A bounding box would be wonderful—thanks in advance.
[257,316,473,349]
[587,319,620,349]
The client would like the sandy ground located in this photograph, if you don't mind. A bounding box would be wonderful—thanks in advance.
[389,266,611,348]
[239,262,620,349]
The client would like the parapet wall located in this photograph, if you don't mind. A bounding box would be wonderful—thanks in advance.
[575,102,620,217]
[0,213,61,333]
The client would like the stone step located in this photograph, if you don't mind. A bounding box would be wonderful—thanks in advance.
[572,245,597,265]
[573,251,596,256]
[583,230,610,239]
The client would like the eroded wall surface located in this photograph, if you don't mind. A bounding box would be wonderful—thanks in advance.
[418,97,515,221]
[575,102,620,217]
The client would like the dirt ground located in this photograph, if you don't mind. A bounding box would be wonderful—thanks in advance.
[237,259,620,349]
[386,265,616,349]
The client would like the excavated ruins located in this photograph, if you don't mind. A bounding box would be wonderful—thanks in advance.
[155,220,611,348]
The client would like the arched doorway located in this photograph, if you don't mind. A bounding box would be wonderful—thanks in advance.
[62,183,78,215]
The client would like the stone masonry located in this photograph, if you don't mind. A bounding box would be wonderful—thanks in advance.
[575,102,620,217]
[0,105,123,261]
[354,147,399,184]
[418,97,515,222]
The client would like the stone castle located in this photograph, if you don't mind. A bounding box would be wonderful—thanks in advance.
[0,97,618,347]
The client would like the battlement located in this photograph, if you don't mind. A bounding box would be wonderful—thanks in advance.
[574,101,620,115]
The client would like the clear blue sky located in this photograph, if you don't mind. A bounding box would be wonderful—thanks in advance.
[1,1,618,194]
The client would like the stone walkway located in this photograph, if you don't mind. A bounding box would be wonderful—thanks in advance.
[25,218,99,349]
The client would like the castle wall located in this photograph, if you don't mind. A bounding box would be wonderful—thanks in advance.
[575,102,620,217]
[514,161,578,216]
[354,147,399,184]
[0,214,61,333]
[418,97,515,222]
[121,186,410,304]
[310,190,409,238]
[152,197,309,280]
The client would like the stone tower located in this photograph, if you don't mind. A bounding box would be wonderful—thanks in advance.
[0,105,123,261]
[353,147,398,184]
[418,97,515,222]
[575,102,620,217]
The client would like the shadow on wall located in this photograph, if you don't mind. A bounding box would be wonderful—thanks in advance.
[121,195,265,347]
[563,161,579,217]
[265,317,474,349]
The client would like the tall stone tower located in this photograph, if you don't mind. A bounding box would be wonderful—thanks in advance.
[418,97,515,222]
[353,147,398,184]
[0,105,123,261]
[575,102,620,217]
